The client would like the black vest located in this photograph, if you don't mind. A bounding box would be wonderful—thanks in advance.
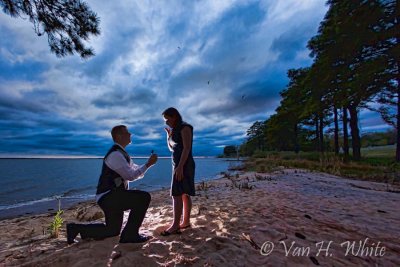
[96,145,131,194]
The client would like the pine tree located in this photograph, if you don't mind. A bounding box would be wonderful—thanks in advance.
[1,0,100,58]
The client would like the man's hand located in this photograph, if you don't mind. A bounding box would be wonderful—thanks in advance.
[146,153,158,168]
[174,165,184,181]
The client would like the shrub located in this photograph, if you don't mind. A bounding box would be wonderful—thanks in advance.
[48,199,64,238]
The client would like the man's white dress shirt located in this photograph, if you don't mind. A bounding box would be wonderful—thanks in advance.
[95,143,149,202]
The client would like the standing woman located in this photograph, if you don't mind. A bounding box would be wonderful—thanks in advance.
[161,107,195,235]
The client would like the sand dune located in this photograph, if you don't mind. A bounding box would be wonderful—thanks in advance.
[1,169,399,266]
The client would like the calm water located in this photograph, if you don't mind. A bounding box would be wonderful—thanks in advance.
[0,158,239,219]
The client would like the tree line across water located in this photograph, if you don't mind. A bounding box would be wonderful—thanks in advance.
[240,0,399,161]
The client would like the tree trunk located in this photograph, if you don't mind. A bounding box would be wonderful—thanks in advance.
[343,107,349,159]
[315,115,320,151]
[396,74,400,161]
[334,106,339,155]
[294,123,299,154]
[349,105,361,160]
[319,115,324,152]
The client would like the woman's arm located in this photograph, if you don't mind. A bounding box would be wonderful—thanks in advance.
[175,126,192,181]
[164,127,173,152]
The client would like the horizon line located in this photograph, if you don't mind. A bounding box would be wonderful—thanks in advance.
[0,155,218,159]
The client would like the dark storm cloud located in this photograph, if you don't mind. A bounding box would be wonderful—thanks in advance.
[270,24,316,62]
[166,2,267,96]
[206,1,266,48]
[82,27,142,79]
[92,86,157,108]
[0,105,110,155]
[0,0,330,156]
[0,90,49,114]
[0,88,76,116]
[198,79,282,118]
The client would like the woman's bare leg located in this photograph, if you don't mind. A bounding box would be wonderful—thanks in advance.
[165,195,183,232]
[180,194,192,228]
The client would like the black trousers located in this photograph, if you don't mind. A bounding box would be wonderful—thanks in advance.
[78,188,151,240]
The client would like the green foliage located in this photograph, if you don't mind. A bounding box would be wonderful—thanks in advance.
[361,130,396,147]
[246,147,400,183]
[48,199,64,238]
[246,121,266,151]
[223,145,238,157]
[0,0,100,58]
[360,145,396,159]
[242,0,399,160]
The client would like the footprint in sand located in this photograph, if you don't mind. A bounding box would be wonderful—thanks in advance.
[295,232,306,240]
[153,225,168,235]
[309,256,319,265]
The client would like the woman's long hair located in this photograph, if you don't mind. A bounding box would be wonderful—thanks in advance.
[162,107,183,124]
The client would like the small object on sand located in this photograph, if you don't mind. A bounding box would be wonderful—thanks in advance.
[304,214,312,219]
[278,235,288,241]
[377,210,387,213]
[295,232,306,240]
[309,256,320,265]
[241,233,261,250]
[197,206,207,215]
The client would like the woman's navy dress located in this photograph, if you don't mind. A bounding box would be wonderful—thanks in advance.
[169,121,195,196]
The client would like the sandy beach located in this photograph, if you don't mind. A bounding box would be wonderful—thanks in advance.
[1,168,399,266]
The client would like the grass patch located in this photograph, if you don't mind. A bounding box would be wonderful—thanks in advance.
[245,148,400,184]
[48,199,64,238]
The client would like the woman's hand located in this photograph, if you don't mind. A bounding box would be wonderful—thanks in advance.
[174,165,184,181]
[164,127,172,138]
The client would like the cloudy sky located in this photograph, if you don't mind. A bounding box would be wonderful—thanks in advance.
[0,0,388,157]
